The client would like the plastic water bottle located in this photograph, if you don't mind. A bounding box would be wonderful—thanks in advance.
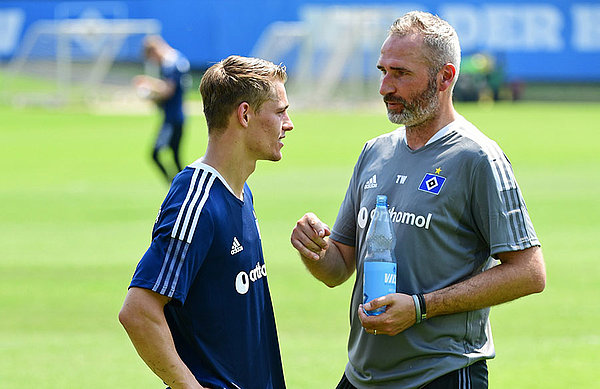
[363,195,397,316]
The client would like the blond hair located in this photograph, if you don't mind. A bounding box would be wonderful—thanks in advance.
[200,55,287,131]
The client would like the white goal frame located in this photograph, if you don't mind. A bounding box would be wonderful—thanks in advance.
[4,17,161,106]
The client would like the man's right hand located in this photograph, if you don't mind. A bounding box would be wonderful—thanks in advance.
[290,213,331,261]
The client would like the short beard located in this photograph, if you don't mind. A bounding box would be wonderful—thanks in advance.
[386,74,439,128]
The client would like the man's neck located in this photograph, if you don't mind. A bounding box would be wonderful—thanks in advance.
[201,137,255,200]
[405,107,457,150]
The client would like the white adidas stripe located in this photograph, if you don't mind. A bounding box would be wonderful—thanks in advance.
[185,174,216,243]
[159,239,185,296]
[168,241,191,297]
[455,118,516,192]
[153,238,176,293]
[172,168,201,239]
[177,170,210,241]
[455,117,533,249]
[153,167,216,297]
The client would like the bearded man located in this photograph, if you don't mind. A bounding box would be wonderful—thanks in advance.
[290,11,545,389]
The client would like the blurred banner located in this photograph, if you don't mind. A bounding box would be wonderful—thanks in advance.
[1,0,599,82]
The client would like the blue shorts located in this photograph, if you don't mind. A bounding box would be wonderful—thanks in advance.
[154,121,183,151]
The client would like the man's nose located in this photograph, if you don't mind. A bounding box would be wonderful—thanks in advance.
[283,113,293,131]
[379,73,395,96]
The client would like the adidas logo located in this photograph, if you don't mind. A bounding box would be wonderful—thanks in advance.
[230,237,244,255]
[364,174,378,189]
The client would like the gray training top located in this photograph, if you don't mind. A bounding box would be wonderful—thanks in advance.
[330,116,540,389]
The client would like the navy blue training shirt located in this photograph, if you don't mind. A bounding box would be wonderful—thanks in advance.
[129,160,286,389]
[159,50,189,124]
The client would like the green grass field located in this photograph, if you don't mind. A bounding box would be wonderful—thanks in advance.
[1,101,599,388]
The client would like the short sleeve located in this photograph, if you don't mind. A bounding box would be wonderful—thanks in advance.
[130,171,214,305]
[470,154,540,256]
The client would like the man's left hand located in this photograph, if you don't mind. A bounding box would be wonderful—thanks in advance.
[358,293,416,336]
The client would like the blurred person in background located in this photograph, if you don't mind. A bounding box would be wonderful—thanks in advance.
[290,11,545,389]
[134,35,190,182]
[120,55,293,389]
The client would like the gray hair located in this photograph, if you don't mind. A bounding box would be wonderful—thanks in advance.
[390,11,461,83]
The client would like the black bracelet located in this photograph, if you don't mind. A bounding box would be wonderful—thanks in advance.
[417,293,427,322]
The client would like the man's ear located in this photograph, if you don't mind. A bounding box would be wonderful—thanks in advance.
[237,102,251,128]
[439,63,457,92]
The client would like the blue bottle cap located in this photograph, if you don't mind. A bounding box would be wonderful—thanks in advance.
[376,195,387,206]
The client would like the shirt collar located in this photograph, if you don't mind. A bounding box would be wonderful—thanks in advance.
[401,119,458,146]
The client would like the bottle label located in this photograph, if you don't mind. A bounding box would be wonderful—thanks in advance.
[363,261,397,316]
